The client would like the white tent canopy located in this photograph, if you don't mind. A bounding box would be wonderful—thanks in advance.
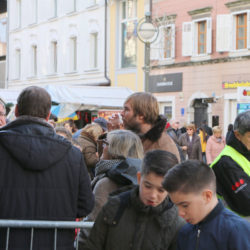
[0,85,134,118]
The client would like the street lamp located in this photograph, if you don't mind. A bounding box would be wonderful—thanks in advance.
[137,12,159,92]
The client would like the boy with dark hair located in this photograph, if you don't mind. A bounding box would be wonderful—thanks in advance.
[83,150,185,250]
[163,160,250,250]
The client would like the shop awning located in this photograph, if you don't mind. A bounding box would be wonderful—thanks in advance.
[0,85,134,118]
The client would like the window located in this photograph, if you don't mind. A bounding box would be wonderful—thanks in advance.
[15,49,21,79]
[31,45,37,76]
[216,11,250,52]
[30,0,37,24]
[182,18,212,57]
[65,0,76,13]
[51,41,57,73]
[90,33,98,68]
[16,0,21,28]
[70,37,77,72]
[120,0,137,68]
[236,13,247,50]
[53,0,58,17]
[198,21,206,54]
[151,24,175,60]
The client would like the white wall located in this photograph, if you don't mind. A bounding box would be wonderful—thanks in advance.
[8,0,107,88]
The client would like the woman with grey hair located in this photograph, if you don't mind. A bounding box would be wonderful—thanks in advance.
[79,130,143,247]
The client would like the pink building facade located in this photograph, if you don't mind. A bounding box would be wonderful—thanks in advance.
[150,0,250,134]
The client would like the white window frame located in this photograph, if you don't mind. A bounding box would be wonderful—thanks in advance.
[182,17,212,58]
[69,37,77,72]
[16,0,22,29]
[50,41,58,74]
[29,0,38,24]
[65,0,77,14]
[31,45,37,77]
[89,32,98,69]
[151,24,175,61]
[119,0,137,69]
[216,10,250,53]
[88,0,98,7]
[15,49,21,79]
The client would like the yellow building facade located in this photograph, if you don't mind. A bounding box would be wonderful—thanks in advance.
[109,0,148,91]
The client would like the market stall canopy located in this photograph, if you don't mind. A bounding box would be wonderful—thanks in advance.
[0,85,134,118]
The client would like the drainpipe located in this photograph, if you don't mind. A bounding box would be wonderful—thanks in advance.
[104,0,111,86]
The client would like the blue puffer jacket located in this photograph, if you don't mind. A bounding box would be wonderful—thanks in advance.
[177,200,250,250]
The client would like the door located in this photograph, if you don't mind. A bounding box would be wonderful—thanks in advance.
[193,99,208,128]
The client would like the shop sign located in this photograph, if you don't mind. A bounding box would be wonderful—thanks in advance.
[98,110,121,120]
[237,103,250,113]
[237,87,250,101]
[222,81,250,89]
[149,73,182,93]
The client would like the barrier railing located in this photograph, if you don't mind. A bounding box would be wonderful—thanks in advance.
[0,219,94,250]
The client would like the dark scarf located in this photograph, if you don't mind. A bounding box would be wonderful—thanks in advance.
[140,115,167,143]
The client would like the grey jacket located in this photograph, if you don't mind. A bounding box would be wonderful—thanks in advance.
[83,186,185,250]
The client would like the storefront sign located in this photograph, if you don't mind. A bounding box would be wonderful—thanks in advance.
[237,103,250,113]
[237,87,250,101]
[98,110,121,120]
[149,73,182,93]
[222,81,250,89]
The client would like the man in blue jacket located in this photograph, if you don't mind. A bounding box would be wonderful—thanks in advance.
[163,160,250,250]
[0,86,94,250]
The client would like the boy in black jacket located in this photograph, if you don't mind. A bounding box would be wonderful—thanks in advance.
[163,160,250,250]
[83,150,185,250]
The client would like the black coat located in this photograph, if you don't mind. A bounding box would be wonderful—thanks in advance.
[84,186,185,250]
[212,132,250,216]
[0,116,94,250]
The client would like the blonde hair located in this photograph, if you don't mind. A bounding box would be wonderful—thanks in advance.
[186,123,195,131]
[107,130,144,159]
[212,126,222,134]
[82,123,103,141]
[125,92,159,124]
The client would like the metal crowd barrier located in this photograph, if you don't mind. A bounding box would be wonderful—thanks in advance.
[0,219,94,250]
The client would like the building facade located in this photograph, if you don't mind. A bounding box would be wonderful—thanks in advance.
[109,0,150,91]
[151,0,250,133]
[7,0,109,89]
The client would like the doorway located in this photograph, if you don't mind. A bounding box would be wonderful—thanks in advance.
[193,99,208,128]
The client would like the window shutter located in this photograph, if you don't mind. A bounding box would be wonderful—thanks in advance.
[230,14,236,51]
[193,21,198,56]
[206,17,212,54]
[150,28,161,60]
[247,10,250,48]
[171,24,175,58]
[182,22,193,56]
[216,15,231,52]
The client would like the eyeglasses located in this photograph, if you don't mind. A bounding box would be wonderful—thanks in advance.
[186,128,193,131]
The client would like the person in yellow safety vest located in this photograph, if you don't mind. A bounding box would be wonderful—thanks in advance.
[210,110,250,217]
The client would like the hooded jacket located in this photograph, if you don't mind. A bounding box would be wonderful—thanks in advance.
[211,132,250,216]
[84,186,185,250]
[0,116,94,250]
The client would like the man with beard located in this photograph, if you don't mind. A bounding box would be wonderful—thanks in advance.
[121,92,180,162]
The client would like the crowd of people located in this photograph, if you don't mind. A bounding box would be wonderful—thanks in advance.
[0,87,249,250]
